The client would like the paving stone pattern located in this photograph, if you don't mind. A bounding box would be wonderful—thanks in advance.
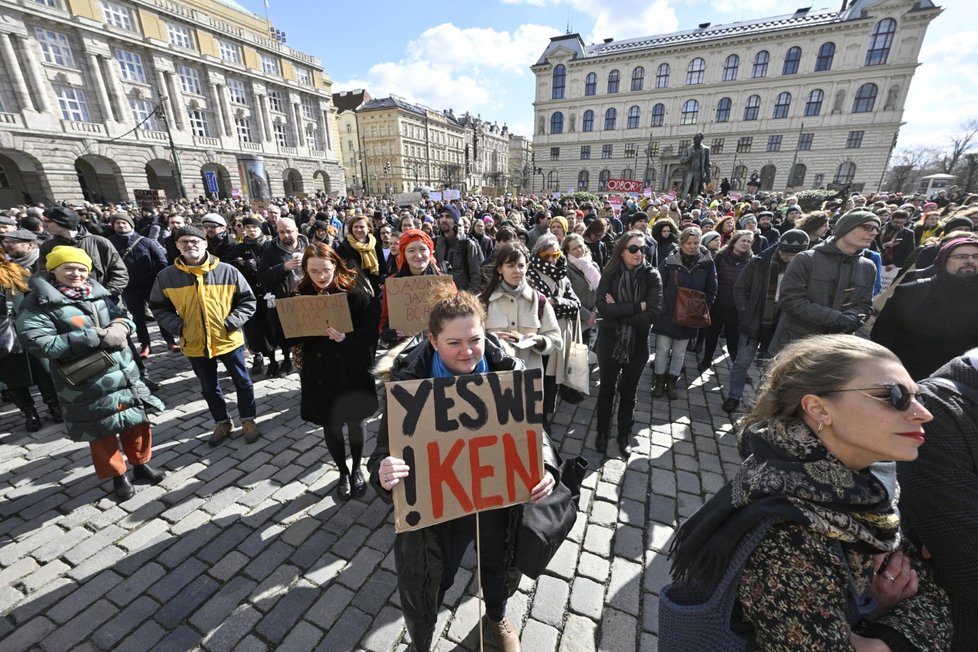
[0,326,759,651]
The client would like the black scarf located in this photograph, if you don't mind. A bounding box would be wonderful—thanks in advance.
[612,266,640,363]
[243,233,267,247]
[670,418,900,586]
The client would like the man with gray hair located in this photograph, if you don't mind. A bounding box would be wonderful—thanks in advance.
[258,217,307,377]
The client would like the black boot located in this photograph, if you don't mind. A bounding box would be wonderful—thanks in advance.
[666,375,679,400]
[113,474,135,501]
[651,374,666,398]
[617,433,632,457]
[47,403,64,424]
[595,431,608,454]
[133,463,166,484]
[25,408,42,432]
[250,353,265,375]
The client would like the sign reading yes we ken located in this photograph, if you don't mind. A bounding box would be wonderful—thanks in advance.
[386,369,544,533]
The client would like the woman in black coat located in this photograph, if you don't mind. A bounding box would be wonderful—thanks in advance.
[594,231,663,456]
[650,217,679,268]
[293,243,379,501]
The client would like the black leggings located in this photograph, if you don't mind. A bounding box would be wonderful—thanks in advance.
[702,307,740,365]
[323,419,364,475]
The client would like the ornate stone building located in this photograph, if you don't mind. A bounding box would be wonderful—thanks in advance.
[530,0,940,195]
[0,0,344,205]
[333,88,370,196]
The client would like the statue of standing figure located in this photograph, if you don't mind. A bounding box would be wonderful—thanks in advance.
[680,132,711,199]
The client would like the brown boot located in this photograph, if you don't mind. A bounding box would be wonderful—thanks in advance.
[209,420,234,446]
[486,616,521,652]
[651,374,666,398]
[666,375,679,400]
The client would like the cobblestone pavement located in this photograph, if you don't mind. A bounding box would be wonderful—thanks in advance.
[0,326,759,652]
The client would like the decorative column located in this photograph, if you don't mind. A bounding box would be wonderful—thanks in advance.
[86,52,116,123]
[163,71,183,130]
[291,101,303,148]
[0,33,36,112]
[99,53,126,121]
[256,94,272,143]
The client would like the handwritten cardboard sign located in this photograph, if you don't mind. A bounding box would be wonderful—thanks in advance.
[387,369,545,533]
[385,275,455,335]
[276,294,353,337]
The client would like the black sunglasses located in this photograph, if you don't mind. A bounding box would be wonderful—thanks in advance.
[823,383,924,411]
[626,244,650,255]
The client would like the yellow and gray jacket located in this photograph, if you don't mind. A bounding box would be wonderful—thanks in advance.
[149,254,256,358]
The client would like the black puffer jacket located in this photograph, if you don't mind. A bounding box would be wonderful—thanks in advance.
[366,333,561,651]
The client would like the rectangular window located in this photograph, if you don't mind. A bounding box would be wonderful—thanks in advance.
[235,117,251,142]
[601,144,613,159]
[273,122,288,147]
[217,38,240,63]
[267,90,283,113]
[177,65,202,95]
[53,85,90,122]
[550,147,559,161]
[648,142,659,156]
[712,138,724,154]
[798,133,814,151]
[846,130,864,149]
[580,145,591,160]
[736,136,753,153]
[305,126,319,149]
[34,27,75,67]
[129,98,159,130]
[226,79,247,104]
[100,1,134,31]
[767,135,783,152]
[114,49,145,83]
[295,67,311,85]
[166,22,193,49]
[678,139,691,152]
[35,0,58,5]
[624,143,637,158]
[187,109,209,137]
[301,98,317,121]
[260,53,278,76]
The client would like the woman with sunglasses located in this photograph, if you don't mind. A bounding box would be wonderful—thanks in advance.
[527,234,582,406]
[667,335,951,651]
[652,227,717,400]
[594,232,662,456]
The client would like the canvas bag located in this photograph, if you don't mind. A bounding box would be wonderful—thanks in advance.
[672,270,711,329]
[563,315,590,395]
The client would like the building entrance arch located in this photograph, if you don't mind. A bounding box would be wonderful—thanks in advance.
[200,163,232,200]
[283,168,304,197]
[759,164,777,191]
[75,155,127,204]
[145,159,180,200]
[312,170,330,194]
[0,149,53,205]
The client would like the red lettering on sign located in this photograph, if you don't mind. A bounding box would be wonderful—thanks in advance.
[504,430,541,501]
[469,435,504,510]
[427,439,473,518]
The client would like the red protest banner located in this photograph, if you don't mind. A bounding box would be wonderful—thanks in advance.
[605,178,643,193]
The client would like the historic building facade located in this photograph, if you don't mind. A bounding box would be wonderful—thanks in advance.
[333,88,370,196]
[530,0,940,195]
[0,0,344,206]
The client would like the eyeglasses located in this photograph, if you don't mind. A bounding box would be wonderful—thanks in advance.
[947,253,978,262]
[857,224,881,234]
[538,251,562,261]
[626,244,650,255]
[822,383,924,411]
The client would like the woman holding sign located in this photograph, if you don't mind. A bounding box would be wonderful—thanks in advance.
[294,244,378,501]
[378,229,452,347]
[368,287,560,652]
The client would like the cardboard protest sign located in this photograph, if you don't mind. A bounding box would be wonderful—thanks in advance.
[386,368,545,533]
[276,294,353,337]
[385,275,455,335]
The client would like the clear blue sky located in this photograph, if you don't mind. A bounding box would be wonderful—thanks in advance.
[237,0,971,155]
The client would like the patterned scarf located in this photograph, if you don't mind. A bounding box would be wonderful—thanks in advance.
[54,280,94,300]
[670,418,900,585]
[612,266,639,363]
[346,232,379,276]
[527,255,567,293]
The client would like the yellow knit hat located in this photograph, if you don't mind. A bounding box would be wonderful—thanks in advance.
[46,246,93,272]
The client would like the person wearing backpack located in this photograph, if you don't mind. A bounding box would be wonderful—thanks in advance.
[434,204,485,292]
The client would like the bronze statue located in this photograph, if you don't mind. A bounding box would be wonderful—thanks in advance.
[680,132,711,199]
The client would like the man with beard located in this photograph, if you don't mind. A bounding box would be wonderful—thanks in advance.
[872,237,978,380]
[201,213,234,261]
[876,209,916,272]
[258,217,308,377]
[434,204,484,292]
[39,206,128,298]
[526,209,552,247]
[228,216,275,375]
[108,212,168,358]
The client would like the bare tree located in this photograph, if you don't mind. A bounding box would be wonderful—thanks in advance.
[885,146,940,192]
[939,119,978,174]
[961,153,978,194]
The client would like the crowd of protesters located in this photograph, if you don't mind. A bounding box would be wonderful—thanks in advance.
[2,181,977,650]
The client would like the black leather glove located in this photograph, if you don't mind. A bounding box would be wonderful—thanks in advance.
[833,313,862,334]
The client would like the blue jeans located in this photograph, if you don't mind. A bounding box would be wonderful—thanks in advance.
[728,334,761,400]
[188,346,256,424]
[654,333,688,376]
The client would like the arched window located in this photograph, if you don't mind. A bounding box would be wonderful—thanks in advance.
[681,99,699,125]
[853,83,878,113]
[686,58,705,85]
[656,63,670,88]
[607,69,620,94]
[805,89,824,117]
[723,54,739,81]
[744,95,761,121]
[866,18,896,66]
[582,110,594,132]
[578,170,589,190]
[788,163,807,187]
[621,168,633,180]
[598,169,610,191]
[715,97,732,122]
[752,50,769,78]
[834,161,856,185]
[550,112,564,134]
[551,64,566,100]
[782,47,802,75]
[732,165,747,190]
[631,66,645,91]
[604,108,617,130]
[547,170,559,190]
[815,42,835,71]
[584,72,597,96]
[626,105,640,129]
[760,164,777,191]
[773,92,791,119]
[650,103,665,127]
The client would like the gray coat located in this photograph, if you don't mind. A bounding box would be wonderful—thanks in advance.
[769,238,876,354]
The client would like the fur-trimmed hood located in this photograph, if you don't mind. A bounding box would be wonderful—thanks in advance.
[373,331,520,383]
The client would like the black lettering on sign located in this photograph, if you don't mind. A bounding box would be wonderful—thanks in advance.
[455,374,488,430]
[390,380,432,436]
[487,371,523,424]
[402,446,420,527]
[433,377,458,432]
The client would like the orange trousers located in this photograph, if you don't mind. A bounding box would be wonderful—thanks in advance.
[88,422,153,479]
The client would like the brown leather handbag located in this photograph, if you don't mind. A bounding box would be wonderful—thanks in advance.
[672,271,711,328]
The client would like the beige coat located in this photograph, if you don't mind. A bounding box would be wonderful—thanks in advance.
[485,284,562,375]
